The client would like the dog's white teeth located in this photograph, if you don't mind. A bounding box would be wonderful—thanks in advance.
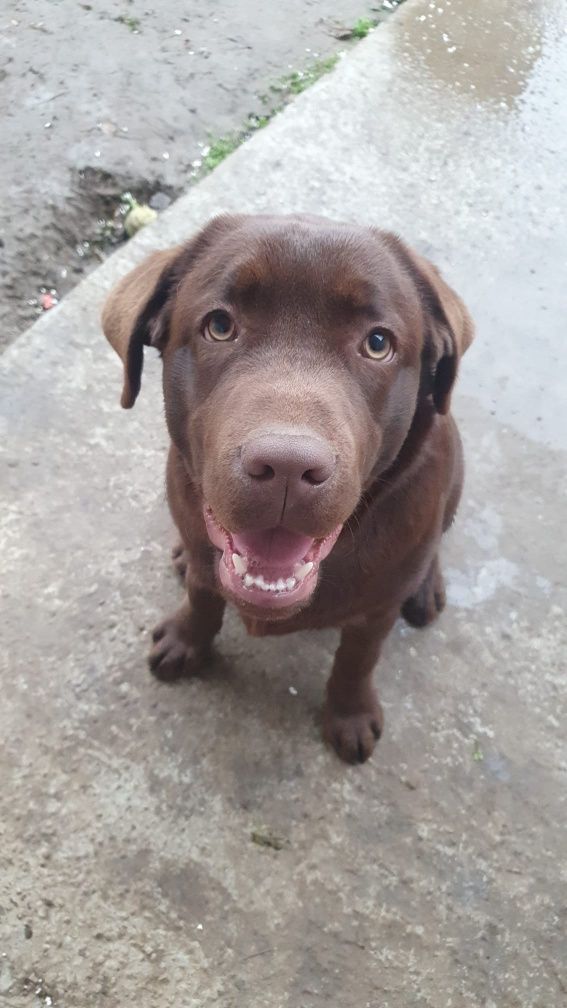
[242,572,301,593]
[232,553,247,575]
[232,552,313,591]
[294,561,314,581]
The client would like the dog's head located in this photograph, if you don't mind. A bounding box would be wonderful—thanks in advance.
[103,214,473,618]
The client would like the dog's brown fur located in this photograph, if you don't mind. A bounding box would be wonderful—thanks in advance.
[103,213,473,763]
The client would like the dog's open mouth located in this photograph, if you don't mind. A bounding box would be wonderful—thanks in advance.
[204,508,342,612]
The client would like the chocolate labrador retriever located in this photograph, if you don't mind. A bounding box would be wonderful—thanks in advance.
[102,213,473,763]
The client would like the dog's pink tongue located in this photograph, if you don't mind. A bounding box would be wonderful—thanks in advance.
[232,528,314,567]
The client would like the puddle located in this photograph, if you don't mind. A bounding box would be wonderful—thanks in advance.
[397,0,563,108]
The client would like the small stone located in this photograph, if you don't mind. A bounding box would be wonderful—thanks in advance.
[148,191,172,212]
[401,777,418,791]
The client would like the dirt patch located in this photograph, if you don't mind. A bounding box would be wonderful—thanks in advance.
[1,1,403,347]
[3,166,179,325]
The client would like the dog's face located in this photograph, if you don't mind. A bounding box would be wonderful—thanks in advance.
[103,214,472,619]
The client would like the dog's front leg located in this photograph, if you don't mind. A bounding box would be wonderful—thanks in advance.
[323,612,397,764]
[149,583,225,682]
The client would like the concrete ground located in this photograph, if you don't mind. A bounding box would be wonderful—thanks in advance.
[1,0,393,345]
[1,0,566,1005]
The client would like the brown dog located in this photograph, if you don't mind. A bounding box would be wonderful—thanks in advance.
[102,213,473,763]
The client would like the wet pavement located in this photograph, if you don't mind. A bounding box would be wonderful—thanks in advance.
[1,0,566,1005]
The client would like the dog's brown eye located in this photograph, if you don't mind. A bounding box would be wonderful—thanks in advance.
[363,329,393,361]
[205,310,236,342]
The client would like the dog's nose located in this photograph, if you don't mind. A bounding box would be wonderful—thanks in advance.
[240,433,336,492]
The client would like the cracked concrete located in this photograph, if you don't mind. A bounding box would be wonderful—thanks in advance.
[1,0,566,1005]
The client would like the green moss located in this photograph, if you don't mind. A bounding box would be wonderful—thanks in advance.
[276,54,340,96]
[200,54,342,176]
[251,828,287,851]
[201,114,271,173]
[202,136,242,172]
[195,3,407,181]
[115,14,141,32]
[350,17,378,39]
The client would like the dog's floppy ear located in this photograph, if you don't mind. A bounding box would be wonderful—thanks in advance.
[409,250,474,415]
[102,246,183,408]
[385,235,474,415]
[102,213,246,408]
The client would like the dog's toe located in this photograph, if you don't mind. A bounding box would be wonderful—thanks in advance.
[171,542,189,581]
[149,619,210,682]
[151,621,167,644]
[149,635,189,681]
[323,703,384,765]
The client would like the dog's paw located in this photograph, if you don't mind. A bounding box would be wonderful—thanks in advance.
[149,618,210,682]
[401,563,446,628]
[323,700,383,764]
[171,542,189,581]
